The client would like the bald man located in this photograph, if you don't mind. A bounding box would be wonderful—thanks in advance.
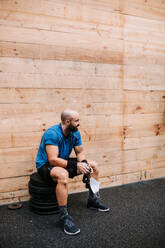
[36,110,109,235]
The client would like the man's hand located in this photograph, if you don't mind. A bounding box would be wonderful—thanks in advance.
[88,160,97,168]
[77,162,91,174]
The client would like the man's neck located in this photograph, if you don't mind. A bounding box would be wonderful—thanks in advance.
[61,123,70,137]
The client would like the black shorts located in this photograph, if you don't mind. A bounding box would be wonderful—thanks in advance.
[38,158,78,185]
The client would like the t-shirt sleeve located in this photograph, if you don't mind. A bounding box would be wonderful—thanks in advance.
[44,130,59,146]
[74,131,82,146]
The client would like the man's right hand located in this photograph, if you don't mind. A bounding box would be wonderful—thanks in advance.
[77,162,91,174]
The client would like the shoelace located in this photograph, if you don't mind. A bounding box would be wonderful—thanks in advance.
[64,215,75,228]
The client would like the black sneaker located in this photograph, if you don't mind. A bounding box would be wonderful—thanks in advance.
[60,214,80,235]
[87,196,110,212]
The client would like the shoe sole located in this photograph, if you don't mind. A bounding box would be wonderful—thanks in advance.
[64,228,80,235]
[87,206,110,212]
[98,208,110,212]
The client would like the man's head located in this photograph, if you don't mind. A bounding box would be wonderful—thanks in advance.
[61,109,80,132]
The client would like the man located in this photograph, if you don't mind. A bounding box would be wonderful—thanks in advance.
[36,109,109,235]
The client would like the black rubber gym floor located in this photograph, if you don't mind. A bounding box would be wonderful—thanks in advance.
[0,178,165,248]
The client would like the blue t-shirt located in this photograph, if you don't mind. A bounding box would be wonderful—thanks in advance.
[36,123,82,170]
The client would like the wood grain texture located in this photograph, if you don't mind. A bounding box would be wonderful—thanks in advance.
[0,0,165,205]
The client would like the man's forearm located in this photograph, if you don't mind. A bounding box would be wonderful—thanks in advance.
[76,153,86,162]
[49,157,67,168]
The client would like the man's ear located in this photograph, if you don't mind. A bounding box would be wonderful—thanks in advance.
[65,119,70,125]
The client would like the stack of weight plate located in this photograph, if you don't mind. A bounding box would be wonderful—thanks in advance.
[28,172,59,215]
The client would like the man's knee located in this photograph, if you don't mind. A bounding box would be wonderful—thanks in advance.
[50,167,69,184]
[91,164,99,176]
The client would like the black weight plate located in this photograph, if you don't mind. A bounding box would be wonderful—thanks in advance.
[30,172,56,187]
[29,189,56,200]
[29,206,59,215]
[30,194,57,202]
[28,182,55,195]
[30,198,58,207]
[29,201,59,212]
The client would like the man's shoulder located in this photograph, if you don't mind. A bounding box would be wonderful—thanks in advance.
[44,124,62,137]
[71,130,81,139]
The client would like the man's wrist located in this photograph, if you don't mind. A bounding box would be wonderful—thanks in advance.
[81,159,88,164]
[67,160,77,169]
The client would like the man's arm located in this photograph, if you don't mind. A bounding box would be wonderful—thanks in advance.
[74,145,86,162]
[46,145,90,174]
[46,145,67,168]
[74,145,91,174]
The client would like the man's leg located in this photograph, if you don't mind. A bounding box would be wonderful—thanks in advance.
[87,163,110,212]
[50,167,68,206]
[50,167,80,235]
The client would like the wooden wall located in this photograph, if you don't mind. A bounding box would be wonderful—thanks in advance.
[0,0,165,205]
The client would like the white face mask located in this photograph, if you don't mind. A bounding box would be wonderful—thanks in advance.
[90,177,100,194]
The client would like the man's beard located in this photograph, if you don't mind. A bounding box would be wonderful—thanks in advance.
[68,124,79,132]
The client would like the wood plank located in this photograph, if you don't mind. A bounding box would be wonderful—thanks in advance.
[126,0,165,10]
[1,0,165,22]
[0,57,122,76]
[125,41,165,66]
[124,90,165,103]
[2,61,165,91]
[2,146,165,179]
[0,161,35,179]
[0,176,29,193]
[0,10,122,39]
[1,40,165,65]
[0,25,123,53]
[120,0,165,22]
[0,58,122,89]
[0,41,123,63]
[1,69,165,90]
[0,114,59,132]
[0,114,122,133]
[0,147,37,163]
[85,101,165,115]
[0,102,123,117]
[123,113,165,126]
[124,135,165,150]
[0,114,165,147]
[151,160,165,170]
[115,170,149,185]
[0,125,121,148]
[87,146,165,166]
[149,168,165,179]
[0,72,121,89]
[98,160,150,177]
[1,88,165,104]
[0,0,120,25]
[98,171,147,188]
[0,195,29,205]
[124,15,165,46]
[124,64,165,91]
[1,113,164,134]
[124,65,165,80]
[125,13,165,33]
[2,122,164,148]
[122,123,165,138]
[1,101,165,120]
[0,189,29,200]
[0,88,123,104]
[0,131,42,148]
[0,138,122,165]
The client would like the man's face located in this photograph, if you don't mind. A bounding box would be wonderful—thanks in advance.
[68,115,80,132]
